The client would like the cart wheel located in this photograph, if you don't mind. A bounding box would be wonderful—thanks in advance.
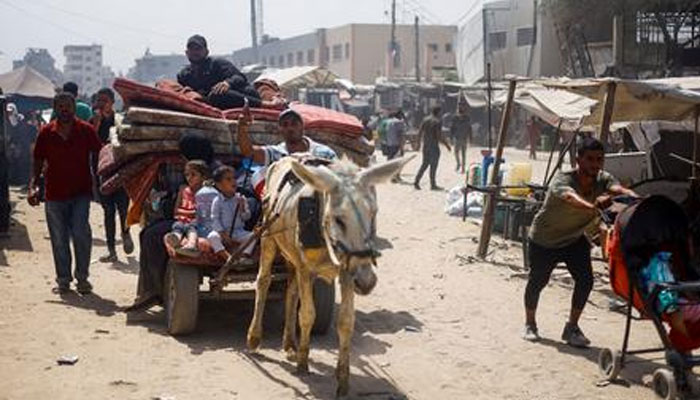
[598,348,622,380]
[653,368,678,400]
[165,261,200,336]
[311,278,335,335]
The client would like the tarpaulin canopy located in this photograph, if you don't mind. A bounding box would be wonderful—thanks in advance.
[255,66,339,90]
[513,84,598,132]
[0,66,55,99]
[544,77,700,126]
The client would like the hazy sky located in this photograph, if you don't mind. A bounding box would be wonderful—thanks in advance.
[0,0,480,74]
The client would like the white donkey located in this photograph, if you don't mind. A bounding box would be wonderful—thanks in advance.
[247,154,413,397]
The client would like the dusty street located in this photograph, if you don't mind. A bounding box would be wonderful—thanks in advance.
[1,146,665,400]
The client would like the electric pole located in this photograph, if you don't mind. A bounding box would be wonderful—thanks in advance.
[391,0,397,70]
[250,0,258,62]
[415,15,420,82]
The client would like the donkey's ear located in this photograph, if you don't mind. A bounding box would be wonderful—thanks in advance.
[291,159,341,192]
[358,154,416,187]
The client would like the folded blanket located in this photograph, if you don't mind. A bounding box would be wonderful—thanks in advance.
[125,106,233,132]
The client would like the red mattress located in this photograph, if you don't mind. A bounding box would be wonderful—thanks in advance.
[224,103,363,138]
[113,78,224,118]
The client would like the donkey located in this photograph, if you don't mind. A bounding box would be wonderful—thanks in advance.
[247,154,413,397]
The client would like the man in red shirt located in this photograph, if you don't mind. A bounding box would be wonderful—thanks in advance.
[28,92,103,294]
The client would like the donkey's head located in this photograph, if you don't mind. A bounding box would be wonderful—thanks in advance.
[291,155,414,295]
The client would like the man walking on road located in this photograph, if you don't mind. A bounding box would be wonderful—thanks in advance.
[28,92,103,294]
[451,102,472,174]
[522,137,637,346]
[91,87,133,262]
[414,106,451,191]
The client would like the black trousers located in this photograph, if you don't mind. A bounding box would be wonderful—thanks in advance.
[454,141,467,169]
[137,219,173,299]
[415,147,440,187]
[101,189,129,251]
[524,236,593,311]
[207,86,261,109]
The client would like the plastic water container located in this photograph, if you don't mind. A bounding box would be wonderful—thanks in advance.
[505,163,532,197]
[467,163,481,186]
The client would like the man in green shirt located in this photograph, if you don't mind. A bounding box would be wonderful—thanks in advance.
[51,82,93,122]
[523,137,637,347]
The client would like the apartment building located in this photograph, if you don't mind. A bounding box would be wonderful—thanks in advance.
[232,23,457,84]
[63,44,105,96]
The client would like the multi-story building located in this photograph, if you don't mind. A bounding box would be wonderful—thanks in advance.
[127,50,188,85]
[127,50,238,85]
[12,48,63,85]
[232,23,458,84]
[63,44,105,96]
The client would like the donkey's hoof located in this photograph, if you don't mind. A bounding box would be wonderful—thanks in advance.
[296,362,309,375]
[247,334,261,350]
[285,348,298,362]
[336,382,350,398]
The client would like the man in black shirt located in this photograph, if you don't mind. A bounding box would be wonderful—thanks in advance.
[177,35,261,109]
[92,87,133,262]
[451,102,472,174]
[414,106,451,190]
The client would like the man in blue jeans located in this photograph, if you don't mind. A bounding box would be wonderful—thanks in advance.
[28,92,103,294]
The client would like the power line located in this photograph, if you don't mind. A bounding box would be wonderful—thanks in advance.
[453,0,482,26]
[14,0,182,41]
[0,0,137,60]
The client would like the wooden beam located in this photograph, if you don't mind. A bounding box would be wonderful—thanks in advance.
[599,81,617,147]
[694,105,699,179]
[477,79,518,259]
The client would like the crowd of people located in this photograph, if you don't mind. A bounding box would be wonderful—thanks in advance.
[12,33,700,360]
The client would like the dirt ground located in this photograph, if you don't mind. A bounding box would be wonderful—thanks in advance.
[0,145,672,400]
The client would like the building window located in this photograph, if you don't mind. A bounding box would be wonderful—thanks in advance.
[86,56,92,62]
[428,43,438,53]
[286,53,292,66]
[297,51,304,65]
[517,27,536,47]
[488,31,507,51]
[344,43,350,59]
[307,49,315,64]
[445,43,453,53]
[332,44,343,61]
[269,57,275,66]
[324,46,330,63]
[261,56,267,65]
[278,55,284,67]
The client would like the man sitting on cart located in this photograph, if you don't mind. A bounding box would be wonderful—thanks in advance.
[522,137,637,347]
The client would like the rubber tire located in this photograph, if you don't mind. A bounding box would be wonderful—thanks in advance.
[311,278,335,335]
[653,368,678,400]
[598,347,622,381]
[165,261,200,336]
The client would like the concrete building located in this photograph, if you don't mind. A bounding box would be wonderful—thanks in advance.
[127,50,188,85]
[12,48,63,85]
[456,1,572,84]
[63,44,105,96]
[232,23,457,84]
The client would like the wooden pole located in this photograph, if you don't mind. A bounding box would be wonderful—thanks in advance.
[599,81,617,148]
[693,106,699,179]
[477,79,518,259]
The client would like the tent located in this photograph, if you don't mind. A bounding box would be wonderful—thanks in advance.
[0,66,56,113]
[255,66,339,90]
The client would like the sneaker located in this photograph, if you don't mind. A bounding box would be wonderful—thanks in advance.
[99,252,118,263]
[413,182,421,190]
[124,294,160,312]
[430,185,444,191]
[76,280,93,295]
[164,232,181,249]
[561,323,591,348]
[522,324,540,342]
[122,231,134,255]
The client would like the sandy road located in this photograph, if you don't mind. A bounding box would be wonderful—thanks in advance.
[1,146,666,399]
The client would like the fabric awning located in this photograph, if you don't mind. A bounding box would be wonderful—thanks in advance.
[255,66,339,90]
[0,66,56,99]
